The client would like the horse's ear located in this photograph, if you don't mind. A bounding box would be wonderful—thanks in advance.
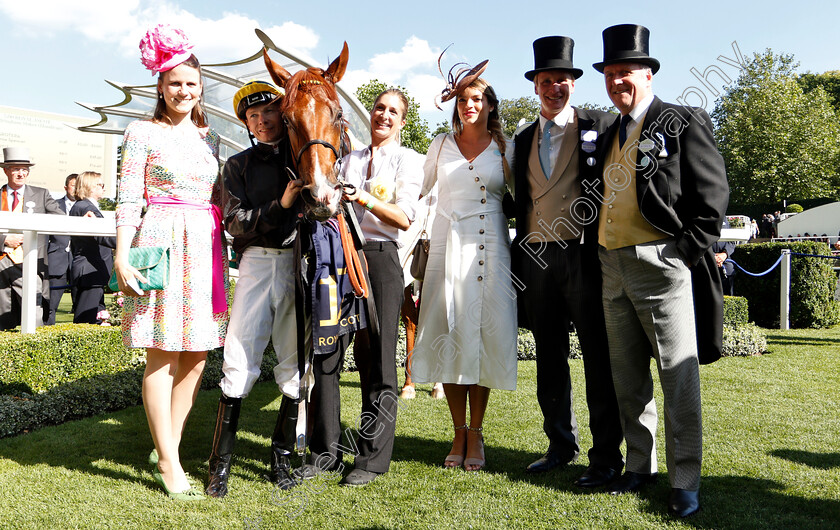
[325,42,349,83]
[263,48,291,87]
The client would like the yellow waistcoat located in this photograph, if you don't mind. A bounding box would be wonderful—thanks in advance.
[598,118,668,249]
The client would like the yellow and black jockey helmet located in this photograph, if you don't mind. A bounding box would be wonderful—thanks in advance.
[232,81,284,125]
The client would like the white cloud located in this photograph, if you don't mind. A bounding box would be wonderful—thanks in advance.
[127,9,320,64]
[407,73,450,116]
[367,36,439,80]
[0,1,447,121]
[0,1,319,64]
[341,36,444,115]
[0,0,141,39]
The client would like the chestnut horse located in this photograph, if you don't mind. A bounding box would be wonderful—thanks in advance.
[263,44,349,221]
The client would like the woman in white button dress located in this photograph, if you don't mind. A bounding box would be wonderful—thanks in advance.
[410,66,517,471]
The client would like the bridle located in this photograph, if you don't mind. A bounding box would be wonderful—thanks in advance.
[285,106,349,192]
[281,82,366,298]
[294,138,341,168]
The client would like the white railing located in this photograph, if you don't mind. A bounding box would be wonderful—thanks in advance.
[0,212,116,333]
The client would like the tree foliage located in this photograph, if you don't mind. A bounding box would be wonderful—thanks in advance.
[798,70,840,111]
[431,120,450,138]
[496,98,616,139]
[577,102,617,114]
[354,80,431,154]
[712,49,840,205]
[498,97,540,138]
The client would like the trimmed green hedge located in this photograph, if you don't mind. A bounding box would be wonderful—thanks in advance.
[0,326,276,438]
[724,296,749,326]
[733,241,840,328]
[0,369,144,438]
[722,324,767,357]
[342,327,578,372]
[0,324,141,394]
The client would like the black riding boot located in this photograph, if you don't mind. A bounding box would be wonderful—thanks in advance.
[270,395,302,490]
[206,394,242,498]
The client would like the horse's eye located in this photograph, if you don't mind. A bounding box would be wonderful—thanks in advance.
[335,110,343,123]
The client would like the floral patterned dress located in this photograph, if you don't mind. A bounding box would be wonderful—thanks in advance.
[116,120,228,351]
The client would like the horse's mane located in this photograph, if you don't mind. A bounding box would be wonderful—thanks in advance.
[279,68,341,116]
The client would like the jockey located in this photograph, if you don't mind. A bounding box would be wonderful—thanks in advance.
[206,80,310,497]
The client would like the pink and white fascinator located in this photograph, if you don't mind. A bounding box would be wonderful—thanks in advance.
[139,24,195,75]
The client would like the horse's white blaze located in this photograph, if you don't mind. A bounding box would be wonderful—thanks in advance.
[309,150,340,211]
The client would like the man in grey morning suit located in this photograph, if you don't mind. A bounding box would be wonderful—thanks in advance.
[511,36,623,488]
[0,147,63,329]
[593,24,728,518]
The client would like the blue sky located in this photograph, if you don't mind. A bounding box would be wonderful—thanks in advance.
[0,0,837,128]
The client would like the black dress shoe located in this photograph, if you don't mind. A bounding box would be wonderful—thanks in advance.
[668,488,700,518]
[339,468,380,486]
[574,465,620,488]
[293,462,342,480]
[525,451,577,474]
[605,471,657,495]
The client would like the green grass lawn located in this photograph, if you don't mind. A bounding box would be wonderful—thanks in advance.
[1,327,838,529]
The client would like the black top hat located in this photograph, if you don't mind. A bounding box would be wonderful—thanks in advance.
[525,36,583,81]
[593,24,660,74]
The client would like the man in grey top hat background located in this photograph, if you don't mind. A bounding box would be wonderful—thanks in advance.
[510,36,623,488]
[592,24,728,517]
[0,146,63,330]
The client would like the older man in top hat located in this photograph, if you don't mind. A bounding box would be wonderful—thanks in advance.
[0,147,63,330]
[511,36,623,488]
[592,24,728,517]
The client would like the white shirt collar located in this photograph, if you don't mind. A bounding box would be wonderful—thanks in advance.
[368,140,399,159]
[626,94,655,125]
[538,105,574,131]
[5,184,25,197]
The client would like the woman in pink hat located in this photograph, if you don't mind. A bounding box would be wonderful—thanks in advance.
[112,24,228,500]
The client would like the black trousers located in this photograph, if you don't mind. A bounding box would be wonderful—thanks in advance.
[308,334,350,471]
[351,241,403,474]
[45,272,76,326]
[73,286,105,324]
[518,241,623,470]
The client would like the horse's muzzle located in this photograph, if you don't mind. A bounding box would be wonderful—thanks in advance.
[302,184,340,221]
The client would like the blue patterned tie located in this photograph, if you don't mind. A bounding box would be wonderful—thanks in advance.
[539,121,553,179]
[619,114,632,149]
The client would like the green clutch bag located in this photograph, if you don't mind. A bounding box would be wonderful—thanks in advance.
[108,247,171,292]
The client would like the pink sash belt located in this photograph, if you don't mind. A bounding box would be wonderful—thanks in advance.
[148,196,227,314]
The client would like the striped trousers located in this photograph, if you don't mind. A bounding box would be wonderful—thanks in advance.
[599,239,702,490]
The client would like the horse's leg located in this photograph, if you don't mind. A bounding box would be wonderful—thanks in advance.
[399,285,417,399]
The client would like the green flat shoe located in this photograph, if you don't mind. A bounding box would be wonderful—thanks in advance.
[152,465,205,501]
[148,449,158,466]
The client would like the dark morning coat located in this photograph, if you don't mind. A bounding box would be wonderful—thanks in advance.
[47,196,73,278]
[69,199,116,288]
[511,107,616,330]
[597,96,729,364]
